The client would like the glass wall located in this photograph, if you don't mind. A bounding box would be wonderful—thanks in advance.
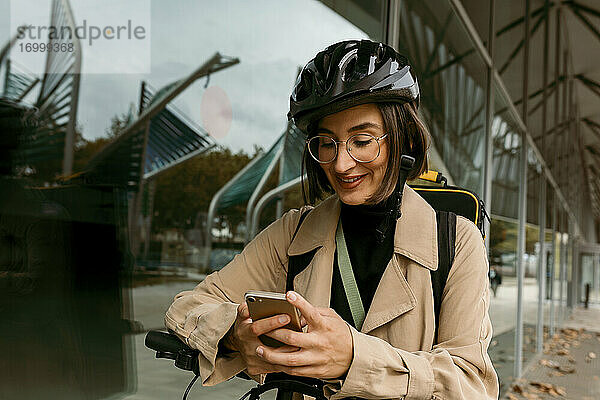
[580,254,599,305]
[522,150,542,367]
[1,0,595,398]
[488,84,521,392]
[396,0,487,193]
[0,1,371,399]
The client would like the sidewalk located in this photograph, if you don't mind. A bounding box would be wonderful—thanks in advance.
[123,275,276,400]
[504,307,600,400]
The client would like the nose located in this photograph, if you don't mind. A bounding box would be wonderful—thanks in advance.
[333,143,357,173]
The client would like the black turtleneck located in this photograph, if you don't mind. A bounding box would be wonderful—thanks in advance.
[330,197,396,329]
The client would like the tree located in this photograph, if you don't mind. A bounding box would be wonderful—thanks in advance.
[152,147,257,238]
[104,106,135,138]
[72,107,134,172]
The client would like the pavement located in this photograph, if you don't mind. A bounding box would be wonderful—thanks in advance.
[121,274,276,400]
[504,306,600,400]
[120,333,275,400]
[119,273,598,400]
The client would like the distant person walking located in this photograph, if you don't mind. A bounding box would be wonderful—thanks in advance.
[489,266,502,297]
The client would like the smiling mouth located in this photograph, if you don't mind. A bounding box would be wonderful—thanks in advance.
[337,174,366,184]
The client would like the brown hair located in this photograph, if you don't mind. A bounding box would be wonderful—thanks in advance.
[301,101,430,205]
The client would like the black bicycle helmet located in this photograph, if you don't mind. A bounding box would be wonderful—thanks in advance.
[288,39,419,132]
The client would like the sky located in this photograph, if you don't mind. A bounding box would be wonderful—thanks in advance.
[1,0,368,153]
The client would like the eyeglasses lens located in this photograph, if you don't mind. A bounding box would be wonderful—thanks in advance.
[308,134,379,163]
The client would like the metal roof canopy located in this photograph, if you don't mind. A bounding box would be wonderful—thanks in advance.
[0,0,82,177]
[203,122,306,266]
[140,82,217,180]
[86,52,239,189]
[456,0,600,230]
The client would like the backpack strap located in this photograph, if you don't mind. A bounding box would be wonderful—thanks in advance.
[431,210,456,344]
[286,209,314,292]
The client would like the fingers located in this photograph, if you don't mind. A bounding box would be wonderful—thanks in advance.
[286,291,324,328]
[237,302,250,319]
[250,314,291,337]
[263,327,317,348]
[272,344,300,353]
[256,346,316,368]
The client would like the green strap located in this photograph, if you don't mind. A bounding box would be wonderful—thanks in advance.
[335,218,366,330]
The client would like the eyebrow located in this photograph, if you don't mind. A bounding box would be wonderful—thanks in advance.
[315,122,383,135]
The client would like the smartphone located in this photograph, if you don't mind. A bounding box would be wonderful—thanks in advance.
[245,291,302,348]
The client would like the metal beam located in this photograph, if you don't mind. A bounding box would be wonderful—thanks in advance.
[499,11,546,75]
[250,175,305,239]
[385,0,402,49]
[567,2,600,43]
[494,68,581,236]
[537,0,550,355]
[495,2,555,37]
[59,0,82,177]
[575,74,600,99]
[245,143,283,242]
[0,32,20,67]
[583,118,600,140]
[527,83,557,118]
[448,0,492,66]
[424,49,475,79]
[562,49,569,198]
[143,144,217,180]
[130,122,151,260]
[515,0,531,379]
[423,11,453,77]
[204,151,265,268]
[495,77,562,116]
[565,0,600,18]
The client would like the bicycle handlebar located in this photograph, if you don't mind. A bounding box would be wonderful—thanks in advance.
[145,330,199,374]
[144,330,326,400]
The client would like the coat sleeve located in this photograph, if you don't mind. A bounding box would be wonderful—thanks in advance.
[324,216,499,400]
[164,208,304,386]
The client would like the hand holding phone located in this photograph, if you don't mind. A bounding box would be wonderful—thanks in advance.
[245,291,302,347]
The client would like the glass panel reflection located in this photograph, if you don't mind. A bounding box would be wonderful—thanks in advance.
[488,85,521,395]
[0,1,371,399]
[397,0,487,194]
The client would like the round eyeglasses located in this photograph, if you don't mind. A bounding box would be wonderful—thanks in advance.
[306,133,388,164]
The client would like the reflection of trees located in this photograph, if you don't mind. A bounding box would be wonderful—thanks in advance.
[73,111,261,244]
[73,109,134,174]
[152,147,256,241]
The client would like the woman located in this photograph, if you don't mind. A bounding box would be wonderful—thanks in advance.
[165,40,499,399]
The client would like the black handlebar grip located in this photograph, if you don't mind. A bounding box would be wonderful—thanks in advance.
[145,330,190,353]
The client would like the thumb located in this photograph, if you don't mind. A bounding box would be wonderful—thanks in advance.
[238,302,250,319]
[286,291,324,328]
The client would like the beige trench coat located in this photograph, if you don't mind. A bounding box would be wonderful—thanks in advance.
[165,186,499,399]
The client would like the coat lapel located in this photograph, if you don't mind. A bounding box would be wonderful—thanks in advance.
[361,186,438,334]
[292,245,335,309]
[360,254,416,333]
[285,187,438,334]
[287,195,339,309]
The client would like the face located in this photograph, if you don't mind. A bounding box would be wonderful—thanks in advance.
[315,103,389,205]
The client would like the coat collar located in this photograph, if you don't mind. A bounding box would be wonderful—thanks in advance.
[287,186,439,271]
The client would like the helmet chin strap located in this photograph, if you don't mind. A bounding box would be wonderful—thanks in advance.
[375,155,415,243]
